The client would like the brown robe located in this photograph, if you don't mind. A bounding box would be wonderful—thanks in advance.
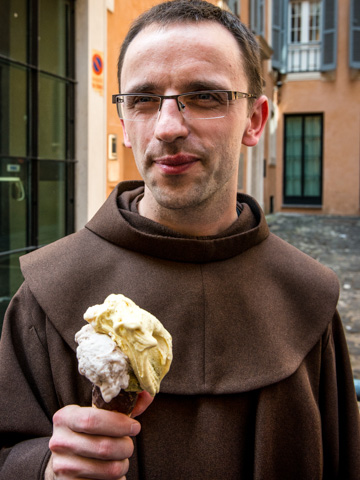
[0,181,359,479]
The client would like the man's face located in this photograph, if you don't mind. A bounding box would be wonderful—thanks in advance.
[120,22,262,213]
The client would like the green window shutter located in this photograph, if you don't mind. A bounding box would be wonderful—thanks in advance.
[272,0,287,72]
[250,0,264,36]
[321,0,338,71]
[250,0,259,33]
[350,0,360,68]
[228,0,240,17]
[259,0,265,36]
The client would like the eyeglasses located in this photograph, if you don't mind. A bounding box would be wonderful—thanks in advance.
[111,90,257,121]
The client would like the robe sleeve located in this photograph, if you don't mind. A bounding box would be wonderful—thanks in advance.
[0,283,57,480]
[320,311,360,479]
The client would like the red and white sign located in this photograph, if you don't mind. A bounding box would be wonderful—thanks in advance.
[92,50,104,95]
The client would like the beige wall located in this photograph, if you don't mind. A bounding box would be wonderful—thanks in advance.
[75,0,108,229]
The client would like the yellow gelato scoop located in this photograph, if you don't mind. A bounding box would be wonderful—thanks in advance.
[83,294,173,397]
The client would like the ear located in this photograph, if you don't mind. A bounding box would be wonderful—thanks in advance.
[242,95,269,147]
[120,119,132,148]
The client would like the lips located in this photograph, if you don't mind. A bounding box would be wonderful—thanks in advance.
[153,153,199,175]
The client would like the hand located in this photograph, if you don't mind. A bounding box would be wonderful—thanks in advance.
[47,394,153,479]
[131,390,154,418]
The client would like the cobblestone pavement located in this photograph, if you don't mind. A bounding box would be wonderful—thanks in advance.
[267,213,360,379]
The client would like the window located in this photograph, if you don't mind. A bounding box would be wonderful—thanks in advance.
[250,0,265,36]
[272,0,338,73]
[0,0,75,330]
[349,0,360,69]
[283,114,323,205]
[288,0,322,72]
[228,0,241,17]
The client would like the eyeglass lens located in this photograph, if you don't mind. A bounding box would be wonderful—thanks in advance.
[117,92,230,121]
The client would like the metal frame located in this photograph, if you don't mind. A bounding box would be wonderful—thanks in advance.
[112,90,256,120]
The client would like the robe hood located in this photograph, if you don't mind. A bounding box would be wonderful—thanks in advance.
[20,181,340,396]
[85,181,268,263]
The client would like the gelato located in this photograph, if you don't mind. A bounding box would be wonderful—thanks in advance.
[75,293,172,413]
[75,324,129,403]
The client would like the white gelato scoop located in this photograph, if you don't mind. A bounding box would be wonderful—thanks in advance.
[75,324,130,403]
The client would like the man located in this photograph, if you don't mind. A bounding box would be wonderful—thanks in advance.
[0,1,359,479]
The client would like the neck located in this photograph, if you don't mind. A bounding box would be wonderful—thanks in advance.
[138,194,238,237]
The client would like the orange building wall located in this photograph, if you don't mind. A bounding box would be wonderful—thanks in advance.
[262,0,277,214]
[106,0,165,197]
[275,0,360,215]
[106,0,222,197]
[237,2,250,198]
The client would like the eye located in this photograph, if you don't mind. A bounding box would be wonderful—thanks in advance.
[133,95,159,105]
[193,92,218,102]
[196,92,213,100]
[124,95,160,112]
[135,96,155,104]
[183,91,228,108]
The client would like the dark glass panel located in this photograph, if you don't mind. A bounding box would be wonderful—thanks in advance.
[0,0,27,63]
[285,116,302,197]
[304,115,321,197]
[0,251,24,333]
[39,0,68,76]
[0,156,28,253]
[38,74,66,160]
[37,160,66,245]
[0,62,27,157]
[0,156,28,332]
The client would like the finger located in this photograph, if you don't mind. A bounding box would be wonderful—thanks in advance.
[51,431,134,461]
[53,405,141,437]
[131,391,154,417]
[52,454,129,480]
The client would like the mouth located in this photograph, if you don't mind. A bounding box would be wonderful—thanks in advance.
[153,153,199,175]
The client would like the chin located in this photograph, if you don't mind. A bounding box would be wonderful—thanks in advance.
[157,195,208,212]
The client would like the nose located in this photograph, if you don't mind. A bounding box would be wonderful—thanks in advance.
[154,98,189,143]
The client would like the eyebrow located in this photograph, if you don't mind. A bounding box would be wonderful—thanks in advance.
[122,82,160,94]
[182,80,230,92]
[122,79,230,94]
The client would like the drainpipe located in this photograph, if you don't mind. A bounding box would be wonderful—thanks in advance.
[355,379,360,401]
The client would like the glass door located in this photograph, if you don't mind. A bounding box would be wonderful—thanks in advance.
[283,113,323,206]
[0,0,75,330]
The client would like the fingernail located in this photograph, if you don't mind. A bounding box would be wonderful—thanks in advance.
[130,422,141,435]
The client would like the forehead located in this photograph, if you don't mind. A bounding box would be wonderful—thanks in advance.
[120,22,246,92]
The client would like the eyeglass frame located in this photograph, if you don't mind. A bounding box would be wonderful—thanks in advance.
[111,90,257,121]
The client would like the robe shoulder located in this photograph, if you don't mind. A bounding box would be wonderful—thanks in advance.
[20,229,339,321]
[19,228,340,384]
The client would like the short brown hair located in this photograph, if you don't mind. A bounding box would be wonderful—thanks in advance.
[117,0,263,101]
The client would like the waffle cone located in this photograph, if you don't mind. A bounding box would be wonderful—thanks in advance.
[91,385,138,415]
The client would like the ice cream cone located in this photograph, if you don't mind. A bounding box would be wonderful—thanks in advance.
[91,385,138,415]
[76,294,172,414]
